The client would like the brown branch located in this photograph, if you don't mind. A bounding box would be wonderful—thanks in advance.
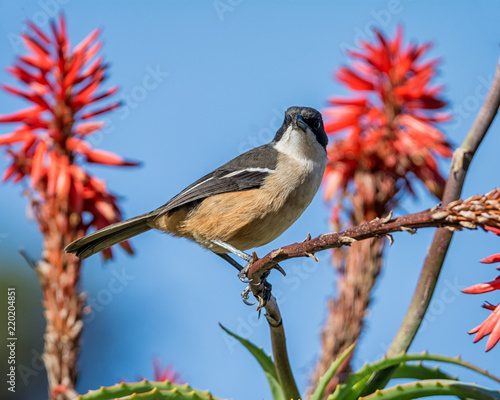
[247,188,500,282]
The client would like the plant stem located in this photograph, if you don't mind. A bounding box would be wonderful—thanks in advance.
[362,52,500,394]
[251,280,300,399]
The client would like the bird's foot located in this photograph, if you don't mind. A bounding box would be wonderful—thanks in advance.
[240,271,272,311]
[238,262,252,283]
[241,285,254,306]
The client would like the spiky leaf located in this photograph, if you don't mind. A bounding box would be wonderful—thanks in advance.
[219,323,285,400]
[76,380,222,400]
[361,380,500,400]
[311,342,356,400]
[391,364,458,381]
[330,352,500,400]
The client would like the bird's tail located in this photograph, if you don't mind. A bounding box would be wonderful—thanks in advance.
[65,212,154,259]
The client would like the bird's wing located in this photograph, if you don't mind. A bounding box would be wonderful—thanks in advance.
[154,144,278,215]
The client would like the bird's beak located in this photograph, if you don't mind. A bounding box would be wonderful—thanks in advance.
[296,114,309,131]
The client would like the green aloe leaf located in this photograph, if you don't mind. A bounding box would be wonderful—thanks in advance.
[360,380,500,400]
[76,380,223,400]
[219,323,285,400]
[330,352,500,400]
[391,363,458,381]
[311,342,356,400]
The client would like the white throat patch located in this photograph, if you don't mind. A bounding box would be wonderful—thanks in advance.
[273,125,326,164]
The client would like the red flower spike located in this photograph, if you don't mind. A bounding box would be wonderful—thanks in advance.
[21,34,50,58]
[119,240,134,255]
[30,140,47,186]
[58,14,68,48]
[336,67,374,91]
[63,52,84,89]
[481,253,500,264]
[74,121,106,136]
[85,149,139,167]
[152,359,183,383]
[323,26,451,224]
[464,254,500,350]
[0,15,138,261]
[462,276,500,294]
[75,57,103,84]
[19,54,52,72]
[468,304,500,352]
[484,225,500,236]
[83,42,103,64]
[88,86,119,105]
[81,102,121,120]
[73,28,101,54]
[26,20,51,44]
[7,66,37,85]
[0,127,34,145]
[3,164,19,182]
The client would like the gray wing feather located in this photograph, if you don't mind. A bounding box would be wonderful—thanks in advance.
[153,144,278,215]
[157,169,270,213]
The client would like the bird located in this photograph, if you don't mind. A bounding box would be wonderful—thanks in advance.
[65,106,328,284]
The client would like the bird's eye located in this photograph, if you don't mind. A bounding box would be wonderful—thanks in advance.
[314,120,321,130]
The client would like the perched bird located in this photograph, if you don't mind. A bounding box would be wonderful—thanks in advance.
[65,106,328,280]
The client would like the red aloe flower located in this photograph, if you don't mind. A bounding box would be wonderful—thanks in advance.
[323,26,452,225]
[152,358,183,383]
[0,15,138,260]
[467,303,500,352]
[462,255,500,351]
[311,27,452,394]
[0,16,138,399]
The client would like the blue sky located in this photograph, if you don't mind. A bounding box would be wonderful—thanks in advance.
[1,1,500,399]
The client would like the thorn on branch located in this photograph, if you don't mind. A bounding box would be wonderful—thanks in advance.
[257,297,265,312]
[271,248,286,258]
[274,264,286,276]
[400,226,417,234]
[303,232,312,242]
[305,252,319,262]
[386,234,394,245]
[451,147,469,174]
[430,202,442,212]
[381,210,394,223]
[339,236,357,246]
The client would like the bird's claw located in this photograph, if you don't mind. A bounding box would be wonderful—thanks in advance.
[240,273,272,310]
[238,266,251,283]
[255,280,272,311]
[241,285,255,306]
[238,251,261,283]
